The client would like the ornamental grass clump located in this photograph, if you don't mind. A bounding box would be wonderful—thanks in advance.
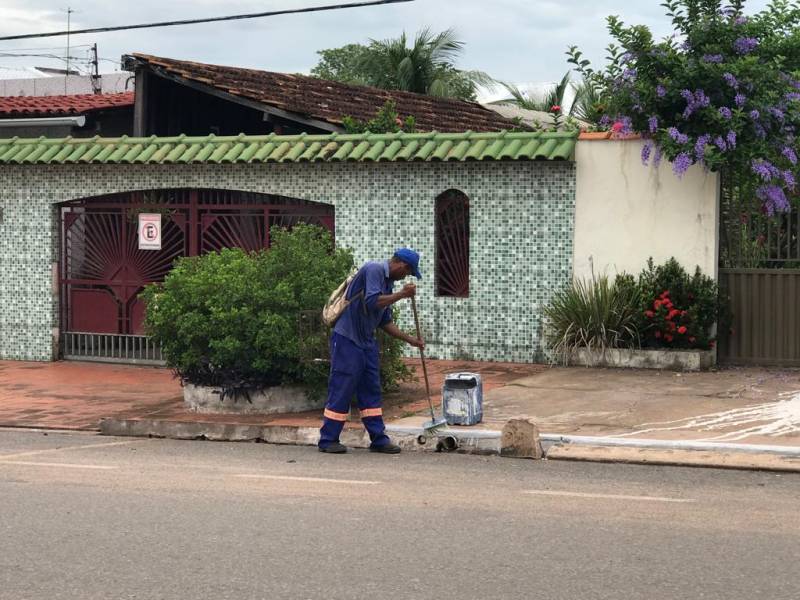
[543,274,642,365]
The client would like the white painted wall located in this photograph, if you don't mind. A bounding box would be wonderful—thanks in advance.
[574,138,719,281]
[0,73,132,96]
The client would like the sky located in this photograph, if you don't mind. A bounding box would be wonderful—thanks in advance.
[0,0,774,98]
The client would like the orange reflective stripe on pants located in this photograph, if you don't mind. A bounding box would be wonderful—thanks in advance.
[359,407,383,418]
[323,408,349,422]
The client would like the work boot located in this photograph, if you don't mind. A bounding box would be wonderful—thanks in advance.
[369,443,402,454]
[319,442,347,454]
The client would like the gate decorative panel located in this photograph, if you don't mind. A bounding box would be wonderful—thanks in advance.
[60,189,334,361]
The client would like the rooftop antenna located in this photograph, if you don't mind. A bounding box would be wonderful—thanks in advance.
[63,6,75,93]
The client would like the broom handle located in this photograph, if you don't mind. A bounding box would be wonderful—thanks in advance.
[410,295,435,419]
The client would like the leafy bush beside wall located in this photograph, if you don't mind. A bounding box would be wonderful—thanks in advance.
[142,224,412,393]
[544,257,729,363]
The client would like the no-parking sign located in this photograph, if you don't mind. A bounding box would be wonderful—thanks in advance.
[138,213,162,250]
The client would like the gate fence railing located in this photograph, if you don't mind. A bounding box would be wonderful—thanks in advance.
[62,332,165,365]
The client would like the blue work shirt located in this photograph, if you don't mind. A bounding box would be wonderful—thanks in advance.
[333,260,394,348]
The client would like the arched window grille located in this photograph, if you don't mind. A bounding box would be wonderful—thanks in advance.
[435,189,470,297]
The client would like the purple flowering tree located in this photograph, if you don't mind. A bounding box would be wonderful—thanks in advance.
[567,0,800,215]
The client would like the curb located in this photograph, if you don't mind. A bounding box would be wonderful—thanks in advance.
[98,419,500,455]
[545,444,800,472]
[98,417,800,472]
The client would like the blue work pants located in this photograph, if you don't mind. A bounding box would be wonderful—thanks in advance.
[318,332,390,449]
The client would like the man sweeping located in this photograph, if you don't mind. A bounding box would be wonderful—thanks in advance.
[318,248,424,454]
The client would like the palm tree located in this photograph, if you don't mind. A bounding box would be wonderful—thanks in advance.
[499,73,607,126]
[570,77,608,124]
[360,28,494,100]
[501,72,575,115]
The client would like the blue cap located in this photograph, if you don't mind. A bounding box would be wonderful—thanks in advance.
[393,248,422,279]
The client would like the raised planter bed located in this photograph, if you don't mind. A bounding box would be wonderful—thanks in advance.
[183,383,323,414]
[570,348,714,371]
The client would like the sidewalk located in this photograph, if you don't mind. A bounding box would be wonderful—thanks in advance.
[1,359,799,471]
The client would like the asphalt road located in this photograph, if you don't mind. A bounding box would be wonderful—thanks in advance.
[1,429,798,600]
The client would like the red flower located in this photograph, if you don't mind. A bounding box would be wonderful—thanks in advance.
[667,321,676,331]
[681,310,687,317]
[689,336,696,343]
[660,290,670,298]
[654,331,662,339]
[645,310,655,318]
[611,121,624,133]
[550,105,561,113]
[668,309,680,319]
[653,300,662,309]
[678,326,687,334]
[665,334,674,342]
[709,340,716,348]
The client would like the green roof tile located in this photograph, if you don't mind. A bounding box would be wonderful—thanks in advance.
[0,131,577,166]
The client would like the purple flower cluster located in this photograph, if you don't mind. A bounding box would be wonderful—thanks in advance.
[734,16,749,26]
[653,145,663,167]
[751,159,782,182]
[694,134,712,161]
[749,109,760,120]
[785,92,800,102]
[681,89,710,119]
[611,116,634,135]
[756,185,790,215]
[726,130,737,149]
[641,142,652,166]
[723,73,739,89]
[769,107,785,121]
[718,107,733,120]
[648,115,659,133]
[783,170,796,189]
[667,127,689,144]
[733,37,759,54]
[622,68,638,82]
[672,152,693,177]
[782,146,798,165]
[735,93,747,107]
[656,84,667,98]
[702,54,724,64]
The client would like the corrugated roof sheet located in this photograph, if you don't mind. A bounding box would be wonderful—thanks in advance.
[0,131,577,164]
[130,53,522,133]
[0,92,134,117]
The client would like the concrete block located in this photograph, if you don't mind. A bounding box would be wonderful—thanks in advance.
[570,348,714,371]
[184,383,324,414]
[501,418,542,459]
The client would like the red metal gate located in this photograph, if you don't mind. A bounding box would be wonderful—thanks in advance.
[60,189,334,339]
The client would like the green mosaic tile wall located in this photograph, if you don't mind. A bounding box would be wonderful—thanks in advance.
[0,161,575,362]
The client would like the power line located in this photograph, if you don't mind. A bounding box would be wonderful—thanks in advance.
[0,0,414,42]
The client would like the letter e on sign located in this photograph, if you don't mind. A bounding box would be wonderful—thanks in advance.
[138,213,162,250]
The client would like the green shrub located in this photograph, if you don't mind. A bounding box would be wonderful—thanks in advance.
[635,258,728,350]
[543,274,642,364]
[142,225,412,395]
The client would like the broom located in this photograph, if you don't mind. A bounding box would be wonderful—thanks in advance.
[410,295,447,435]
